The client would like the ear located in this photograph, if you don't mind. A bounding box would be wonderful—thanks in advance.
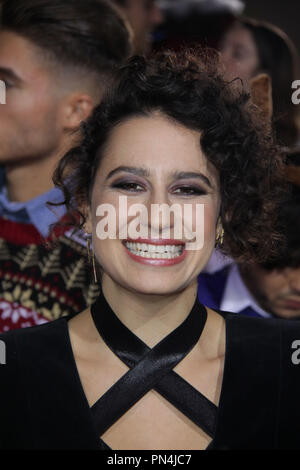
[61,93,94,131]
[249,73,273,125]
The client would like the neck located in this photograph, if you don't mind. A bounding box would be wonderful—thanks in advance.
[101,275,198,348]
[4,135,77,203]
[5,156,57,202]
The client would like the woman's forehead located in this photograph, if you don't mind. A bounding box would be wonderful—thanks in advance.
[97,114,218,179]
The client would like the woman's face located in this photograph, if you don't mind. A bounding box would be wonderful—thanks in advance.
[220,23,260,83]
[87,113,220,296]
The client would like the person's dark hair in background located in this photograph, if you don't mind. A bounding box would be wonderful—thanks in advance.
[0,0,132,332]
[260,152,300,271]
[113,0,164,54]
[220,17,299,147]
[152,0,243,53]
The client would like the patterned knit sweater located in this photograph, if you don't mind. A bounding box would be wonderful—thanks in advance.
[0,216,100,332]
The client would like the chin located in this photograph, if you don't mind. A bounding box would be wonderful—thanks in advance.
[121,276,189,297]
[275,309,300,320]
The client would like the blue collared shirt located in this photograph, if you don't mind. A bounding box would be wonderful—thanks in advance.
[0,167,66,237]
[219,263,271,318]
[198,249,272,318]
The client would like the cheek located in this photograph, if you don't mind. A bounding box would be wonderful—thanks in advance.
[20,78,55,114]
[92,191,150,240]
[91,192,123,230]
[264,275,286,296]
[181,201,218,255]
[202,204,218,250]
[0,93,34,123]
[91,191,122,247]
[8,94,57,135]
[244,58,258,75]
[237,55,259,80]
[0,94,59,157]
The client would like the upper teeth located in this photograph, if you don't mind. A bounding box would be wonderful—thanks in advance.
[125,242,184,259]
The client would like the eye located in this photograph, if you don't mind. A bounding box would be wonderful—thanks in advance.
[111,181,145,192]
[233,52,243,60]
[172,186,207,196]
[232,47,248,61]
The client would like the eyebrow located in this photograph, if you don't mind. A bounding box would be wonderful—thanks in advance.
[0,66,22,84]
[106,166,150,180]
[172,171,213,188]
[106,166,213,188]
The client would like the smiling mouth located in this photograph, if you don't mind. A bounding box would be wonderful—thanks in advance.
[124,241,185,260]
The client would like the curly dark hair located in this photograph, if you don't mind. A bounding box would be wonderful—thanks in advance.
[53,47,287,265]
[259,151,300,270]
[259,184,300,270]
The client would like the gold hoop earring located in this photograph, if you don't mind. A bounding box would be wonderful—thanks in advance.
[87,237,98,284]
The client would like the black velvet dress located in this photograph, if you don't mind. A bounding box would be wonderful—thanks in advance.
[1,292,300,450]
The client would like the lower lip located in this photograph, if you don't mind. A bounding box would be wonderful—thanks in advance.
[123,243,187,266]
[281,300,300,310]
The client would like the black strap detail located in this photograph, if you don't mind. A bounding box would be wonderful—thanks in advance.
[90,292,217,438]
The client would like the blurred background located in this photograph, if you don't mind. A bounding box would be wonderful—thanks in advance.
[244,0,300,53]
[154,0,300,53]
[151,0,300,148]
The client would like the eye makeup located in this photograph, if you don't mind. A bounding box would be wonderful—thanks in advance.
[106,167,214,197]
[111,179,146,193]
[171,184,208,196]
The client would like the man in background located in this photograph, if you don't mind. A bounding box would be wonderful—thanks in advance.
[0,0,131,331]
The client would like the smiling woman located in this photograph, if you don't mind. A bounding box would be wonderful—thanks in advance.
[1,48,300,450]
[56,49,285,268]
[78,112,220,296]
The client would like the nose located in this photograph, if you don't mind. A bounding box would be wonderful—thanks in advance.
[145,189,175,237]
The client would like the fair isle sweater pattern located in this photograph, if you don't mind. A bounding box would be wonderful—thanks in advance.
[0,216,100,332]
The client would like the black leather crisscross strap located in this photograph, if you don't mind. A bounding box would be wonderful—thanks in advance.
[90,292,218,440]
